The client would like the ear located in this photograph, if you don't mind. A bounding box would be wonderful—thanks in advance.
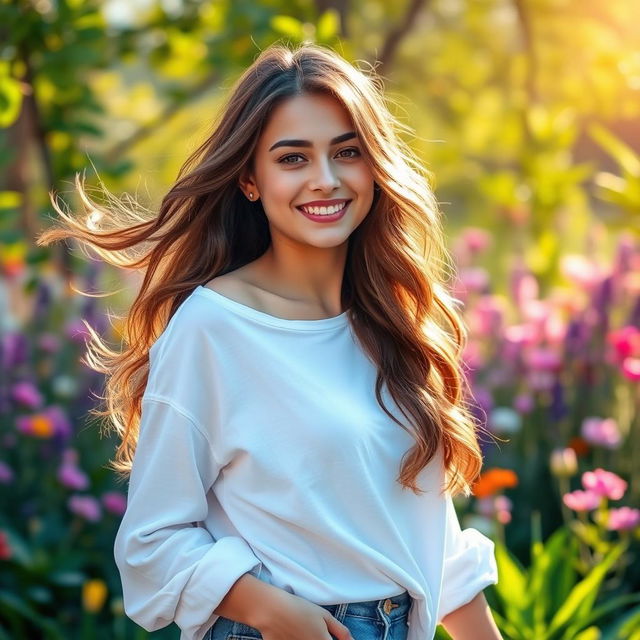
[238,169,259,201]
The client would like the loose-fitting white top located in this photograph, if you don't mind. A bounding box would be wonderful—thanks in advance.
[114,285,498,640]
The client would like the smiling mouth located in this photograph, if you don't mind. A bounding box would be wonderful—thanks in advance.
[296,200,351,216]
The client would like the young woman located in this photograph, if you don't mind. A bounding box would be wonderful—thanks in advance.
[38,43,501,640]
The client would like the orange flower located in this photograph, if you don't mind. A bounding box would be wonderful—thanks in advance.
[30,414,54,438]
[472,468,518,499]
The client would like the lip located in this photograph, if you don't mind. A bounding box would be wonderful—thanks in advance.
[296,199,351,223]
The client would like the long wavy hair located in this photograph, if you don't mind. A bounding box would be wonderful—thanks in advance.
[37,41,492,497]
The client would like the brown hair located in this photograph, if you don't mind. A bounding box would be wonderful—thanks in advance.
[36,41,492,497]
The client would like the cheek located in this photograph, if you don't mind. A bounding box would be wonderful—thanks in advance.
[262,169,301,201]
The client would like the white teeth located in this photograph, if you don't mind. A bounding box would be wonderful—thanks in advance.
[300,201,348,216]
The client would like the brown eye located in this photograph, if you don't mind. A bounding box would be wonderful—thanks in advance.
[338,148,360,158]
[278,154,305,164]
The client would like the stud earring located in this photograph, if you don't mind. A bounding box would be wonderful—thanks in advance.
[249,192,254,199]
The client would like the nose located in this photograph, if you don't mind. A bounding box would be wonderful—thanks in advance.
[310,157,341,192]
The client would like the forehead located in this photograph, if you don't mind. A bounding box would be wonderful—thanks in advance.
[258,93,354,147]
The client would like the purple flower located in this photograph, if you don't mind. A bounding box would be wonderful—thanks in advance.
[581,417,622,449]
[582,468,627,500]
[613,232,635,275]
[68,495,102,522]
[1,332,28,368]
[549,378,568,422]
[607,507,640,531]
[0,461,14,484]
[65,318,91,343]
[563,489,601,511]
[38,333,61,353]
[58,464,90,490]
[33,282,53,320]
[513,392,534,414]
[11,381,44,409]
[102,491,127,516]
[43,405,72,439]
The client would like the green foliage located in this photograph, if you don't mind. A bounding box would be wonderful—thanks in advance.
[485,529,640,639]
[589,124,640,226]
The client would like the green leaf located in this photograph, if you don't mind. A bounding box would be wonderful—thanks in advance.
[573,627,601,640]
[588,123,640,177]
[316,9,340,41]
[270,15,304,39]
[492,541,530,628]
[0,591,65,640]
[567,593,640,638]
[527,527,576,628]
[547,541,628,636]
[0,75,23,128]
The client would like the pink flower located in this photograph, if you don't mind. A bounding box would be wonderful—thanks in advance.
[458,268,490,295]
[476,495,513,524]
[607,507,640,531]
[607,326,640,362]
[58,464,89,490]
[563,489,601,511]
[511,270,539,308]
[503,323,539,348]
[581,417,622,449]
[68,495,102,522]
[11,381,44,409]
[621,358,640,382]
[513,393,534,414]
[471,296,505,336]
[524,347,563,373]
[102,491,127,516]
[561,255,606,290]
[582,468,627,500]
[461,228,492,254]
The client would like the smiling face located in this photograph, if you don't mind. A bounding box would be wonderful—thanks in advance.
[240,92,375,251]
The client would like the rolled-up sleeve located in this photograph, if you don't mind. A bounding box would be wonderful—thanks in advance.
[114,397,262,640]
[436,492,499,623]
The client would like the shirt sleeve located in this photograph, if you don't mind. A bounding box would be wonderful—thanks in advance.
[436,492,499,623]
[113,397,263,640]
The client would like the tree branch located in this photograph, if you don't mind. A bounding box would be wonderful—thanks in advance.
[377,0,431,75]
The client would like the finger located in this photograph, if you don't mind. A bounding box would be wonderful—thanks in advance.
[325,616,354,640]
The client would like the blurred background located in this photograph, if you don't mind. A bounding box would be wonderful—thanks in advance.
[1,0,639,638]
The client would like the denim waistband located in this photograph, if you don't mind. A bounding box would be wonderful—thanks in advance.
[318,590,411,623]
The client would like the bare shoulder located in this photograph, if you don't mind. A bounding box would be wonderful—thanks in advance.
[202,267,264,310]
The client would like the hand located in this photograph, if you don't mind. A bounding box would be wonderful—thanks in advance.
[255,589,354,640]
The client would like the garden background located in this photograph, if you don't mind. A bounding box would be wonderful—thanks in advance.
[1,0,639,638]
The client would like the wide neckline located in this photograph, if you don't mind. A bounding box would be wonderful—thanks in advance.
[194,285,350,331]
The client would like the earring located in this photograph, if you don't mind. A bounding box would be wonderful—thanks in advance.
[249,192,254,199]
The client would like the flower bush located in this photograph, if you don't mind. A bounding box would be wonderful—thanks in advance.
[1,227,638,638]
[447,228,640,636]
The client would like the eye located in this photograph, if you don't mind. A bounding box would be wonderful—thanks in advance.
[337,147,361,158]
[278,153,305,164]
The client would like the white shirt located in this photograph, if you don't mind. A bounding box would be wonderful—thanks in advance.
[114,285,498,640]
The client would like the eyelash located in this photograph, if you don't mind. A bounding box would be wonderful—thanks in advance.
[278,147,361,164]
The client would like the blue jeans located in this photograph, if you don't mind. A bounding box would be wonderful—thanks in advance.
[205,590,411,640]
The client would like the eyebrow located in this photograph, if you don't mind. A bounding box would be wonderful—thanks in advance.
[268,131,357,152]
